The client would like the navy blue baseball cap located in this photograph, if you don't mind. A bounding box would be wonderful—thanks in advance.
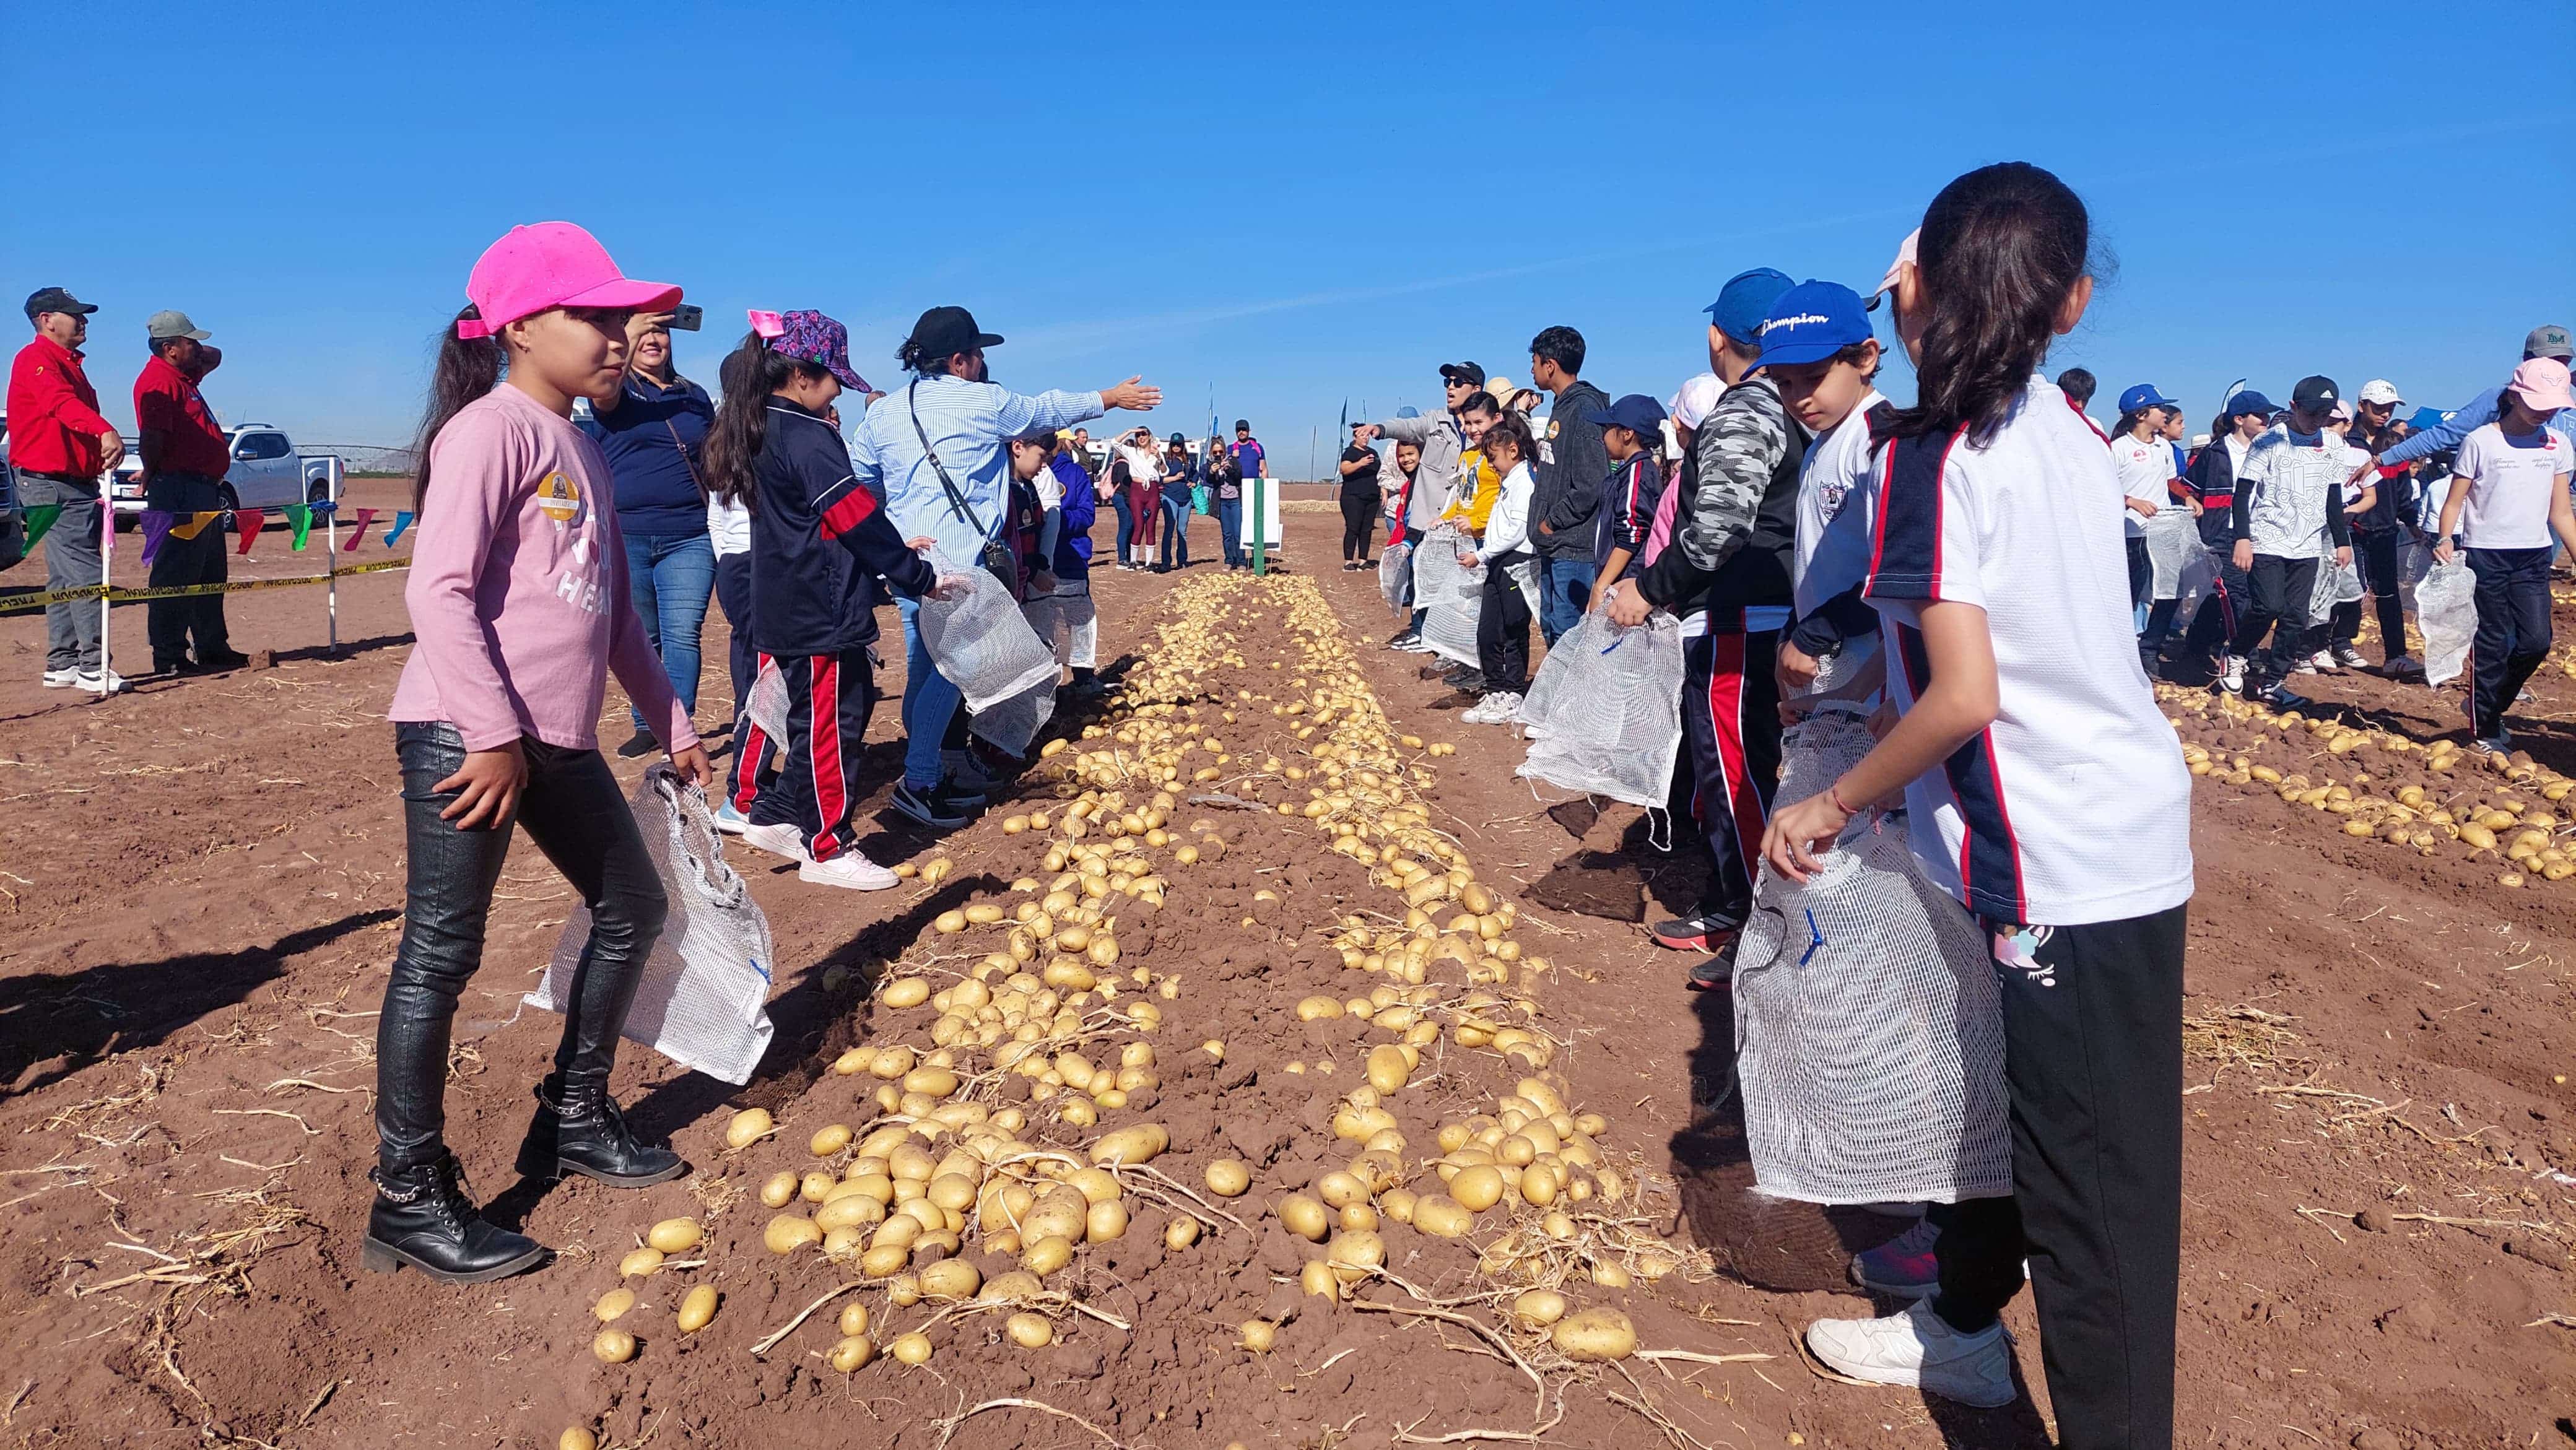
[2223,390,2276,420]
[2117,383,2177,414]
[1582,393,1669,436]
[1754,281,1873,370]
[1703,267,1795,346]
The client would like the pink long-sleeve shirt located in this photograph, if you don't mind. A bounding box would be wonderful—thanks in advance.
[388,383,697,754]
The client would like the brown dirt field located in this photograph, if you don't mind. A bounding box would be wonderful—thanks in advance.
[1,488,2569,1449]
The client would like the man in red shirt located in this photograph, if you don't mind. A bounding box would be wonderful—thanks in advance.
[136,310,248,674]
[6,287,126,692]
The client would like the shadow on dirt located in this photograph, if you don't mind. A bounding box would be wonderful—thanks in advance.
[1668,990,2060,1446]
[1,908,401,1099]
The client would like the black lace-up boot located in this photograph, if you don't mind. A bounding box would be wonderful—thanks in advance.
[362,1152,547,1283]
[515,1076,685,1187]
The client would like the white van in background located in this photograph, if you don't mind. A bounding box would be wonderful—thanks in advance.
[106,423,339,529]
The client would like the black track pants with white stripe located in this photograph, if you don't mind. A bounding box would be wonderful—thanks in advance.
[1679,614,1782,918]
[1930,903,2188,1450]
[734,650,879,863]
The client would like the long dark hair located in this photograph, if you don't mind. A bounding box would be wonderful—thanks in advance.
[1480,410,1537,467]
[703,331,832,511]
[409,305,503,514]
[1885,163,2097,443]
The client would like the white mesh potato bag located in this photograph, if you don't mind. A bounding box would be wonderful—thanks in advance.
[913,550,1060,712]
[1411,527,1485,668]
[2414,558,2477,686]
[1515,611,1684,809]
[1730,712,2009,1205]
[746,658,789,740]
[528,766,777,1085]
[2144,511,2205,601]
[2308,553,2364,618]
[1379,540,1412,612]
[969,599,1061,758]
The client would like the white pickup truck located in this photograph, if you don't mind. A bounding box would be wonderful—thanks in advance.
[105,422,339,531]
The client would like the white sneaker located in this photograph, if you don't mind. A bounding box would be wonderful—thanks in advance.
[2217,654,2245,693]
[1804,1301,2016,1409]
[799,852,898,891]
[1461,692,1521,725]
[74,669,129,695]
[41,668,78,688]
[2297,651,2327,675]
[738,820,810,862]
[712,799,752,835]
[1490,691,1523,723]
[1518,721,1549,740]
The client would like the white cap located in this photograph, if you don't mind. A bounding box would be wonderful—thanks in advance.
[1667,372,1726,430]
[2357,378,2403,406]
[1868,227,1921,308]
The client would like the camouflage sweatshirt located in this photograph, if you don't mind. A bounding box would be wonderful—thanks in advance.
[1634,374,1803,612]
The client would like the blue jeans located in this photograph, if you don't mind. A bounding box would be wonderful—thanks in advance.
[897,596,964,791]
[1538,555,1596,646]
[1108,490,1134,564]
[1160,490,1191,567]
[622,529,715,734]
[1217,495,1243,567]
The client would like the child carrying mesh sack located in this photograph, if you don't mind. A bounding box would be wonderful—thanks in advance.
[1728,700,2009,1208]
[1717,279,2008,1219]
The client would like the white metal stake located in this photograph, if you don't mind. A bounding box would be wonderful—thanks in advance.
[95,482,111,696]
[324,457,341,651]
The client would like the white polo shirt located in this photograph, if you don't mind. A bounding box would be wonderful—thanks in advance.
[2109,430,2177,539]
[1861,376,2195,927]
[2452,422,2572,550]
[1793,389,1887,701]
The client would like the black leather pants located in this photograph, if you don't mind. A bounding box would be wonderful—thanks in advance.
[375,723,668,1173]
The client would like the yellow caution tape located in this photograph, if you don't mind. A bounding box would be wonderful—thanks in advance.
[0,557,411,614]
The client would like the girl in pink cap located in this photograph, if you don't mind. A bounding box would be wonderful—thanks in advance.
[369,223,715,1285]
[2430,356,2576,753]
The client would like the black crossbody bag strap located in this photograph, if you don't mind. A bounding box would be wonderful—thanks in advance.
[908,381,1018,584]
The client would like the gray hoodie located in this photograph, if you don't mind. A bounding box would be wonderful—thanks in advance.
[1372,410,1462,533]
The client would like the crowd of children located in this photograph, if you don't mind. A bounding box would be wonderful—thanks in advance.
[1356,165,2569,1444]
[360,189,2568,1446]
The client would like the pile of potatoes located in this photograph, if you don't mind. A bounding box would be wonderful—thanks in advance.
[2158,683,2573,885]
[580,572,1694,1414]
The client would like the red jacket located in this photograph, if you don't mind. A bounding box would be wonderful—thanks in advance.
[6,335,115,478]
[133,354,231,480]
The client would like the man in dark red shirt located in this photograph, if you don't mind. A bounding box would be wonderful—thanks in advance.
[6,287,126,691]
[136,310,248,674]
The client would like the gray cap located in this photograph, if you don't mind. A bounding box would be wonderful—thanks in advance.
[146,310,209,342]
[2525,323,2574,361]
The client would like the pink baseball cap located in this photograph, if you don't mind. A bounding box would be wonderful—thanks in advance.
[455,222,681,339]
[2507,356,2574,411]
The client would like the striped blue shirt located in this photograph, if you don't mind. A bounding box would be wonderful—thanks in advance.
[851,373,1104,564]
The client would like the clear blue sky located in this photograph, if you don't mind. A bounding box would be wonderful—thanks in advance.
[9,1,2570,472]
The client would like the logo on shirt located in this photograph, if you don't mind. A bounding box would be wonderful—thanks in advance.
[1546,420,1560,440]
[536,471,583,524]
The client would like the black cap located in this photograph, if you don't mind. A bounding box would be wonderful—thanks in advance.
[1439,360,1486,388]
[24,286,97,323]
[2290,375,2339,412]
[1167,432,1187,446]
[905,305,1004,360]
